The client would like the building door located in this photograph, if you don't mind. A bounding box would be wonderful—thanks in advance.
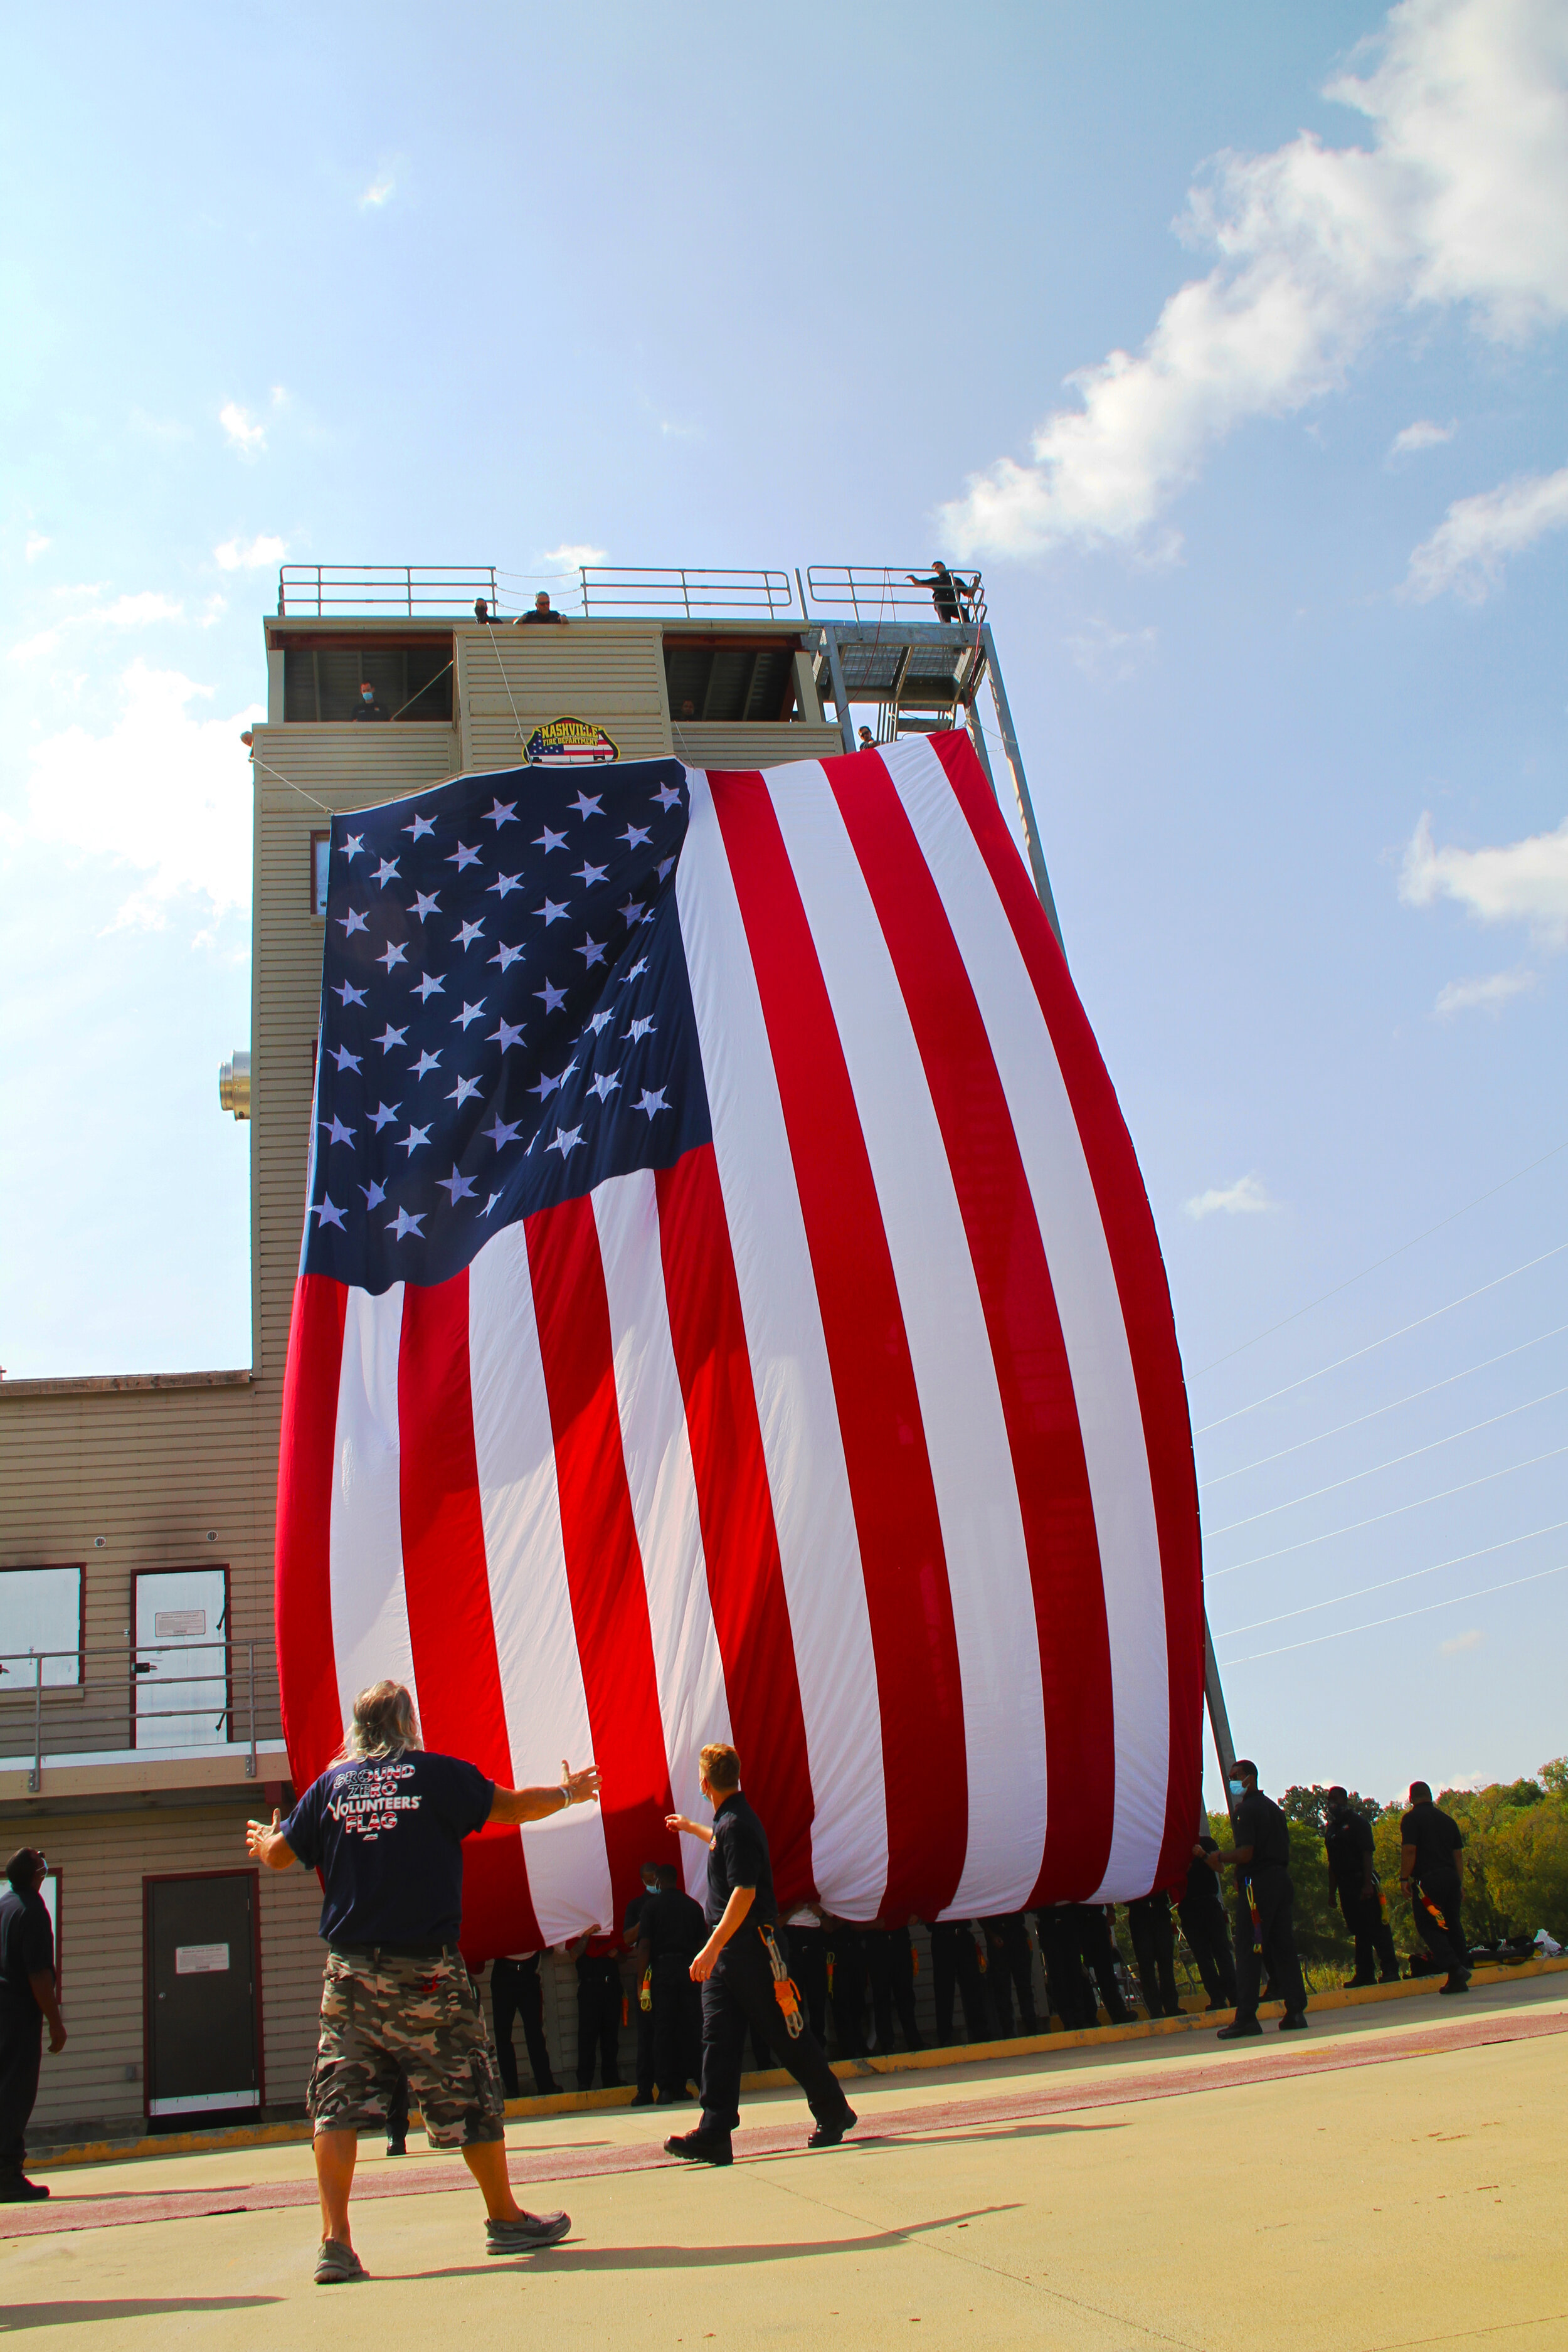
[132,1567,230,1747]
[144,1872,262,2122]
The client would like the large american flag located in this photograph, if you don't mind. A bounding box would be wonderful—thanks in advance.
[276,731,1203,1953]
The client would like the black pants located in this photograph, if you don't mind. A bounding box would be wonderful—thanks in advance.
[1179,1893,1237,2007]
[1338,1887,1400,1983]
[575,1954,622,2089]
[982,1914,1039,2036]
[865,1927,922,2051]
[698,1926,851,2139]
[928,1922,990,2044]
[1034,1908,1098,2028]
[650,1954,702,2099]
[0,2006,43,2176]
[1234,1866,1307,2024]
[1412,1873,1466,1979]
[828,1925,867,2057]
[1127,1895,1180,2017]
[1067,1905,1132,2023]
[492,1956,558,2096]
[785,1924,829,2042]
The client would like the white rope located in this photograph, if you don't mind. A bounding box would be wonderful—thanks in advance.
[1217,1559,1568,1667]
[247,753,334,815]
[1204,1381,1568,1536]
[1212,1517,1568,1638]
[1205,1439,1568,1579]
[1194,1241,1568,1438]
[1201,1320,1568,1486]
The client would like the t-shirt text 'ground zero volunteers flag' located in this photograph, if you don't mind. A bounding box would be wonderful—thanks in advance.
[275,733,1204,1959]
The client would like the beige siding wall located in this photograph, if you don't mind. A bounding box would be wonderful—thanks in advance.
[24,1801,322,2133]
[455,622,674,771]
[673,720,847,770]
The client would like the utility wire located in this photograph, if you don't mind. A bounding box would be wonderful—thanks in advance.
[1204,1381,1568,1537]
[1189,1137,1568,1380]
[1210,1518,1568,1638]
[1200,1320,1568,1486]
[1217,1559,1568,1666]
[1205,1439,1568,1578]
[1193,1241,1568,1438]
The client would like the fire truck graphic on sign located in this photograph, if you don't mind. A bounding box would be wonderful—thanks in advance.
[524,716,620,765]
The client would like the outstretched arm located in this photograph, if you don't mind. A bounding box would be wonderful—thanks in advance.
[665,1810,713,1848]
[246,1808,295,1871]
[490,1760,601,1826]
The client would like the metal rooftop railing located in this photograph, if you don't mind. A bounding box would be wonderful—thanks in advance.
[277,565,500,617]
[272,563,987,625]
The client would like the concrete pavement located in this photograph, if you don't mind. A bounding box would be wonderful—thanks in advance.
[2,1973,1563,2349]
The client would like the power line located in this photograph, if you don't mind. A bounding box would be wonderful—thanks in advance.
[1210,1518,1568,1638]
[1205,1439,1568,1578]
[1200,1321,1568,1487]
[1193,1241,1568,1438]
[1188,1137,1568,1380]
[1216,1559,1568,1666]
[1203,1382,1568,1537]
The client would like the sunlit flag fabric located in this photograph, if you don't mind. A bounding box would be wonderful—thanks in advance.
[277,731,1203,1956]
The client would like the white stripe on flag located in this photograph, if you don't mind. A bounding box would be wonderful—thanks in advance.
[678,771,889,1915]
[592,1169,733,1906]
[469,1222,614,1943]
[883,734,1170,1896]
[329,1284,420,1732]
[766,763,1047,1918]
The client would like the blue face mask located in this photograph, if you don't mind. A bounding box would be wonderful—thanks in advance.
[1228,1777,1247,1798]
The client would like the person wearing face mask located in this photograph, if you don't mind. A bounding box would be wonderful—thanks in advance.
[1324,1788,1399,1988]
[351,682,388,722]
[1205,1761,1308,2038]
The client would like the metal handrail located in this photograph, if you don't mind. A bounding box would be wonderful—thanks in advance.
[277,566,500,618]
[0,1640,279,1791]
[805,565,985,628]
[577,567,797,619]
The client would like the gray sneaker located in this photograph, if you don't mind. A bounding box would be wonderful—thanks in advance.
[314,2238,367,2285]
[487,2210,571,2255]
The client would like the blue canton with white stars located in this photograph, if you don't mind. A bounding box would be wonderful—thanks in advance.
[304,758,711,1295]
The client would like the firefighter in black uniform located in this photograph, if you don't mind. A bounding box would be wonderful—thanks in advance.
[864,1917,923,2051]
[1401,1781,1470,1994]
[1209,1761,1308,2036]
[0,1849,65,2203]
[1324,1788,1399,1986]
[1180,1836,1237,2011]
[1067,1903,1133,2023]
[1034,1905,1098,2028]
[635,1863,706,2101]
[981,1913,1040,2037]
[1126,1888,1183,2018]
[663,1743,857,2165]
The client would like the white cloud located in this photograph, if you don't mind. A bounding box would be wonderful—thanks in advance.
[360,173,396,209]
[6,585,184,660]
[1402,464,1568,600]
[1389,417,1455,455]
[220,401,267,458]
[940,0,1568,558]
[1440,1627,1484,1654]
[101,592,184,627]
[23,662,260,928]
[1064,616,1158,681]
[214,534,286,573]
[1434,967,1538,1014]
[24,531,50,561]
[1401,809,1568,945]
[539,543,607,570]
[1185,1171,1276,1220]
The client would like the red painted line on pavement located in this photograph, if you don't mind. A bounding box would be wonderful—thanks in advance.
[6,2005,1562,2239]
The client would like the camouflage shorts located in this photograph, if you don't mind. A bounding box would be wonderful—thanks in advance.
[307,1951,506,2148]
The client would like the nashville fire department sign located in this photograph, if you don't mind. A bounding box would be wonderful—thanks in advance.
[524,716,620,766]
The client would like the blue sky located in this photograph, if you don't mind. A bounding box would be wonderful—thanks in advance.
[3,0,1566,1807]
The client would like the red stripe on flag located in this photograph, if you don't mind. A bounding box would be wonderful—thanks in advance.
[827,752,1118,1899]
[398,1270,541,1958]
[275,1273,348,1794]
[526,1195,675,1920]
[707,769,968,1919]
[655,1143,817,1906]
[931,731,1205,1889]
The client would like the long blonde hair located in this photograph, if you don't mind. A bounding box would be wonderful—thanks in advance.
[335,1680,423,1764]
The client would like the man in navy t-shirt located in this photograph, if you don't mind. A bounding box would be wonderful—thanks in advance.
[248,1678,598,2285]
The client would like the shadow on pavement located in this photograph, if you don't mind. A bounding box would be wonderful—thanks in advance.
[1,2298,280,2329]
